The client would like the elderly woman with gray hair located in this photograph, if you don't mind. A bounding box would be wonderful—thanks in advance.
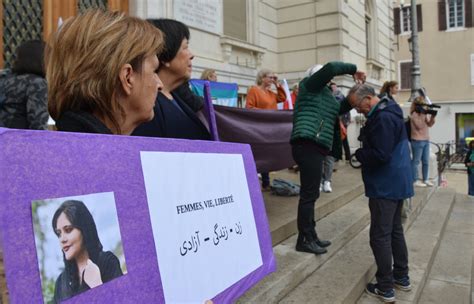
[290,62,365,255]
[245,68,286,110]
[246,68,287,190]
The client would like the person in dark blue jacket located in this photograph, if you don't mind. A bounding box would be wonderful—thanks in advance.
[347,84,413,303]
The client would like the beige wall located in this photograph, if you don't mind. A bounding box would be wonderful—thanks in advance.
[130,0,395,93]
[261,0,395,88]
[394,0,474,104]
[393,0,474,144]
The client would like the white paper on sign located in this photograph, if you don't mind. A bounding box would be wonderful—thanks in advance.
[140,152,263,303]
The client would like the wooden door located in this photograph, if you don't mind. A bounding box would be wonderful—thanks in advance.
[0,0,128,69]
[108,0,129,13]
[43,0,129,40]
[43,0,77,41]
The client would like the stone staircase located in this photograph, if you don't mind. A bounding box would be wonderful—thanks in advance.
[239,165,473,304]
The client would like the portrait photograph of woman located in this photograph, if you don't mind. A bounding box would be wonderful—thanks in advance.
[32,192,126,303]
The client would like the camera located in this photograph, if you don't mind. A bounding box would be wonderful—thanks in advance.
[414,103,440,116]
[413,88,441,116]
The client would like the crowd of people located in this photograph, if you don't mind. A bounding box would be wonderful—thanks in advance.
[0,8,469,304]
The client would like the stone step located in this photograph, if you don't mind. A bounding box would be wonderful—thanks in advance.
[356,188,457,304]
[278,186,441,304]
[238,194,372,303]
[265,165,364,246]
[417,193,473,304]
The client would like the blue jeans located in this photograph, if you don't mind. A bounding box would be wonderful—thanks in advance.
[322,155,335,182]
[411,140,430,181]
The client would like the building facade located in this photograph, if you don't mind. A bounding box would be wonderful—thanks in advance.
[1,0,398,147]
[393,0,474,146]
[1,0,396,94]
[129,0,396,96]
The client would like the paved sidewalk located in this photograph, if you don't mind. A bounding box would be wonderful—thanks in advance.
[444,169,469,195]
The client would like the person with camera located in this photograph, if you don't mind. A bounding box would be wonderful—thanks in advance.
[410,97,436,187]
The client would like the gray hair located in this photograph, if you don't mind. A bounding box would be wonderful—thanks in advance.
[305,64,323,77]
[256,68,272,85]
[347,84,376,102]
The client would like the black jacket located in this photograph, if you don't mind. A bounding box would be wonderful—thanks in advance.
[173,81,204,112]
[55,111,113,134]
[0,73,48,130]
[53,251,123,303]
[133,92,210,140]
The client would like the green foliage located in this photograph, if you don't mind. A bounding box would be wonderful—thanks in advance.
[42,277,55,304]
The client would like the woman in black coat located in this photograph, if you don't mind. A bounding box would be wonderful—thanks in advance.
[133,19,210,140]
[0,40,48,130]
[46,10,164,135]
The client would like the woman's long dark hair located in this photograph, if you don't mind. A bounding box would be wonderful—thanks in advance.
[52,200,103,293]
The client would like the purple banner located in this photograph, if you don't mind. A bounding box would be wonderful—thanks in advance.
[0,128,275,303]
[213,106,295,173]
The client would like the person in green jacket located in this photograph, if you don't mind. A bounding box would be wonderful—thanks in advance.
[291,62,366,255]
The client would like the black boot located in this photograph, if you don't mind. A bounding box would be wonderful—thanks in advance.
[315,238,331,248]
[295,233,327,254]
[312,230,331,247]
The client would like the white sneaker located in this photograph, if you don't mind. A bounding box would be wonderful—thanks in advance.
[319,183,323,192]
[414,180,427,187]
[424,180,434,187]
[323,181,332,193]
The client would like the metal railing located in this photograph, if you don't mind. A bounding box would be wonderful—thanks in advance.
[431,140,469,186]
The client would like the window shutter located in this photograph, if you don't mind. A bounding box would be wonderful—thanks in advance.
[466,0,473,27]
[438,0,447,31]
[416,4,423,32]
[400,62,412,90]
[394,7,401,34]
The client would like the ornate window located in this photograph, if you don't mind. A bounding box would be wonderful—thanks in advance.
[2,0,43,68]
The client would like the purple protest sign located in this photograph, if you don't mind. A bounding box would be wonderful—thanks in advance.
[202,81,219,141]
[0,128,276,303]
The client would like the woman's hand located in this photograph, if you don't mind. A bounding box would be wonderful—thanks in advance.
[353,71,366,84]
[83,259,103,288]
[273,76,281,87]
